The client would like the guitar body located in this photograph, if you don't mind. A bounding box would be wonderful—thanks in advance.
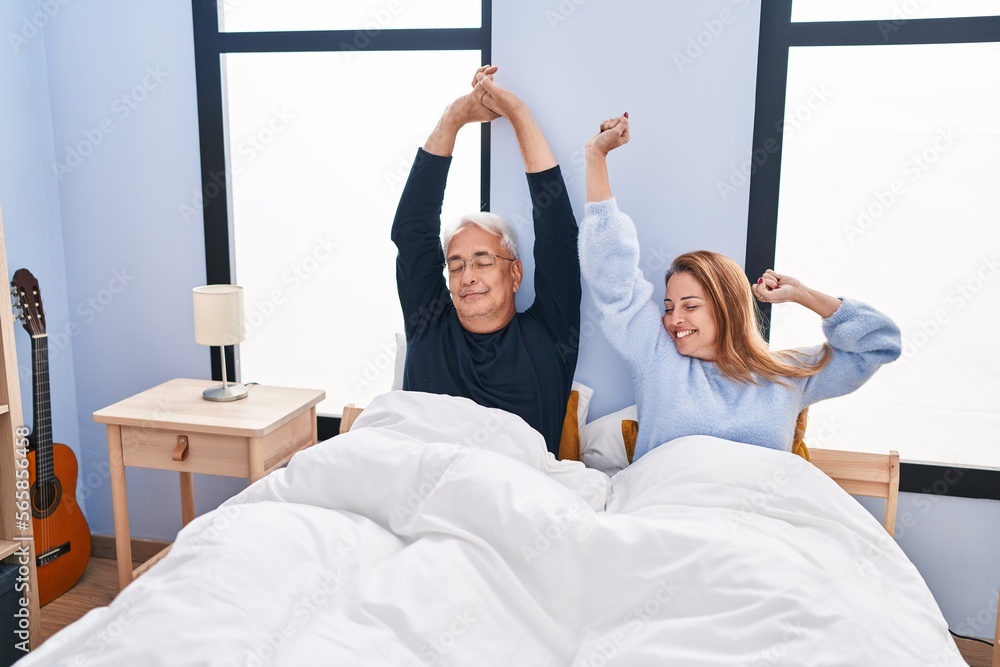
[27,441,92,606]
[13,268,92,606]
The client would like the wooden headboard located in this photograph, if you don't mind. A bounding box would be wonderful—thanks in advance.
[339,404,364,434]
[809,448,899,537]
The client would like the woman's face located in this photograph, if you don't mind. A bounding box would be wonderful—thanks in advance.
[663,272,718,361]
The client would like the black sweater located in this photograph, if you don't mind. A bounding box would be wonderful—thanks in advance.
[390,149,581,455]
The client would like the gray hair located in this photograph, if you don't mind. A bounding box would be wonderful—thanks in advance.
[440,212,519,259]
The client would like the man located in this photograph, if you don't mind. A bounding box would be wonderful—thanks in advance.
[391,66,580,456]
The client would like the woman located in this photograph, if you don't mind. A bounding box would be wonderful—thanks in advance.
[579,114,901,462]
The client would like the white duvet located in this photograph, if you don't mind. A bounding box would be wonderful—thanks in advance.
[24,391,965,666]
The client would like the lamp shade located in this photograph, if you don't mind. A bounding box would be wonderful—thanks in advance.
[192,285,246,346]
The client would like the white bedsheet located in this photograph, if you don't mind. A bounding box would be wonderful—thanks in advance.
[24,391,965,666]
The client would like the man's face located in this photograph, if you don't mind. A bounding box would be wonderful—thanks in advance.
[446,225,522,334]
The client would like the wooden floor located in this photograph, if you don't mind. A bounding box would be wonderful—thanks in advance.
[37,557,125,645]
[37,558,996,666]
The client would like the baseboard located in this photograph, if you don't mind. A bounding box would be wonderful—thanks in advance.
[90,534,171,564]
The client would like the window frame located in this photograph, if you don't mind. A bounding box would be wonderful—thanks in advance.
[748,1,1000,500]
[190,0,493,439]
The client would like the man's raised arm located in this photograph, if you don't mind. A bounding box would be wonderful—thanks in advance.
[391,67,500,338]
[476,74,580,360]
[476,73,556,173]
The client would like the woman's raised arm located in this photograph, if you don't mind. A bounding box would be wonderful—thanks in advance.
[585,114,630,202]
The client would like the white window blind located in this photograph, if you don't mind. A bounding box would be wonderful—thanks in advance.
[223,50,482,415]
[770,42,1000,471]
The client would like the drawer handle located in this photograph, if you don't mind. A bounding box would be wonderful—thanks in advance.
[173,435,190,462]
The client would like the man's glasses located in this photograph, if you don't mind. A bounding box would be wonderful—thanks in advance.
[447,254,516,276]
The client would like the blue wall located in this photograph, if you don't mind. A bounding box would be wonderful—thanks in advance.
[0,0,82,519]
[0,0,245,542]
[0,0,994,642]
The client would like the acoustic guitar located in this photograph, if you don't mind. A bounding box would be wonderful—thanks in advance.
[12,268,91,606]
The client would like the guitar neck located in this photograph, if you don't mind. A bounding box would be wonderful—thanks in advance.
[30,333,54,484]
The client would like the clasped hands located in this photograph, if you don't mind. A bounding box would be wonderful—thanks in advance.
[450,65,527,125]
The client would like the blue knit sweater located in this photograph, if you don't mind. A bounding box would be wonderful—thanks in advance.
[580,198,902,461]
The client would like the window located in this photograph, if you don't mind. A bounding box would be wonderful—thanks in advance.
[192,1,491,426]
[218,0,481,32]
[748,2,1000,497]
[791,0,1000,23]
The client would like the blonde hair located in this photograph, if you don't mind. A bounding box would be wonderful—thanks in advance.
[665,251,832,385]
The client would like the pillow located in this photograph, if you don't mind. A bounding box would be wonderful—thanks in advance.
[579,405,638,476]
[391,333,406,391]
[557,382,594,461]
[572,381,593,429]
[558,390,581,461]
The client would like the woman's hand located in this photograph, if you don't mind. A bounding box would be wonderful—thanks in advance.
[585,114,629,202]
[586,114,630,157]
[752,270,802,304]
[753,270,841,318]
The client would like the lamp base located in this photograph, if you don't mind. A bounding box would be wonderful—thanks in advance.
[202,383,249,402]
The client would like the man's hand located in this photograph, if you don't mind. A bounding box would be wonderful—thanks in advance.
[586,115,630,157]
[446,65,501,126]
[424,66,499,156]
[475,72,528,119]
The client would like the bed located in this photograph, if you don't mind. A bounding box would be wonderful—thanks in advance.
[21,390,966,665]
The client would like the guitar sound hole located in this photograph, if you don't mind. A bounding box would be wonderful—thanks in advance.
[31,479,62,519]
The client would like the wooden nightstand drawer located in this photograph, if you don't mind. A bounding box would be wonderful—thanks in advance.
[121,427,250,477]
[96,379,324,589]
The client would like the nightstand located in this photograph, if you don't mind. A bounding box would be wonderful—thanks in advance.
[93,378,325,589]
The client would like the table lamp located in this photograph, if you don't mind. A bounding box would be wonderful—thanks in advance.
[192,284,249,401]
